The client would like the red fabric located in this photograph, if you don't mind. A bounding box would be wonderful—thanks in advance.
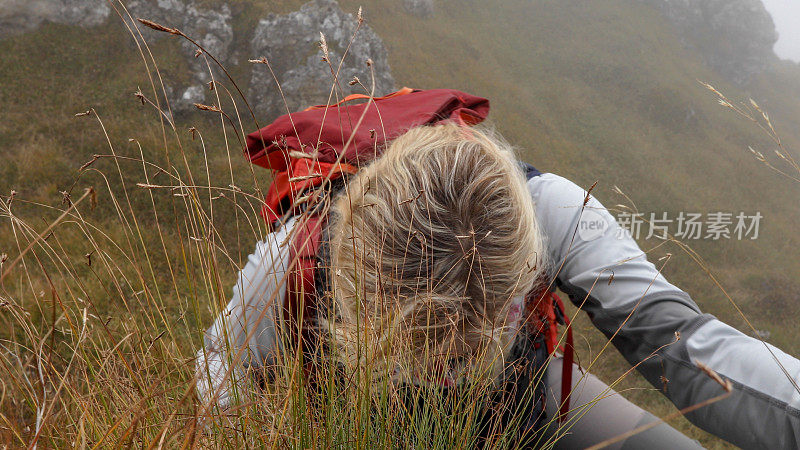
[285,214,326,356]
[527,290,575,424]
[263,159,357,223]
[553,293,574,424]
[245,88,490,224]
[527,290,559,354]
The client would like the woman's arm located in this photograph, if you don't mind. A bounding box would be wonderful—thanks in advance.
[528,173,800,448]
[195,218,296,409]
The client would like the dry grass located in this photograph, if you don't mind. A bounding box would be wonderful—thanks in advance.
[0,1,797,448]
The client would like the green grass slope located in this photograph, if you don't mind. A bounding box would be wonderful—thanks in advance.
[334,1,800,446]
[1,0,799,447]
[332,1,800,446]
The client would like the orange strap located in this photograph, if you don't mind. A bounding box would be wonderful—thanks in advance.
[262,159,358,224]
[524,289,575,423]
[303,87,415,111]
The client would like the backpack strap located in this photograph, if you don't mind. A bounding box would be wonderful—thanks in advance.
[519,161,543,180]
[264,160,357,226]
[520,162,575,423]
[285,211,326,367]
[553,293,574,423]
[303,87,415,110]
[525,289,574,424]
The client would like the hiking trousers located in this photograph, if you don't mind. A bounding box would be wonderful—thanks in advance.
[541,356,702,449]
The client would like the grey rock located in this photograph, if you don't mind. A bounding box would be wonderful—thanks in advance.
[181,85,205,103]
[639,0,778,84]
[0,0,396,117]
[128,0,233,61]
[127,0,234,112]
[0,0,234,112]
[403,0,434,18]
[249,0,396,119]
[0,0,110,37]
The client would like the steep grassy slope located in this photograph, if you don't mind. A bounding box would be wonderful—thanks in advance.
[329,1,800,446]
[1,0,799,447]
[336,0,800,336]
[330,1,800,445]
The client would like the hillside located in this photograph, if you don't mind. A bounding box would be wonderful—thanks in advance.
[334,1,800,445]
[1,0,799,447]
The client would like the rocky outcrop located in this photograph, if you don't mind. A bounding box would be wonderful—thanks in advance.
[249,0,396,120]
[0,0,394,117]
[0,0,110,37]
[127,0,234,110]
[128,0,233,60]
[639,0,778,84]
[403,0,435,18]
[0,0,234,111]
[1,0,777,105]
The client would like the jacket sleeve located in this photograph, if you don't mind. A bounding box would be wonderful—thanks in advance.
[195,218,294,409]
[528,173,800,448]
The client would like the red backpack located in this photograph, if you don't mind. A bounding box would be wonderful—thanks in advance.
[245,87,574,423]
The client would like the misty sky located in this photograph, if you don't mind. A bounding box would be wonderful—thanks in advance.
[761,0,800,62]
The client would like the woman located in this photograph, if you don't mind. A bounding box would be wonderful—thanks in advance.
[196,122,800,448]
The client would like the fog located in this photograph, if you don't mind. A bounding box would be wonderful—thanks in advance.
[761,0,800,62]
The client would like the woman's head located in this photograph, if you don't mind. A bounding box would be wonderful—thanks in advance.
[327,123,547,384]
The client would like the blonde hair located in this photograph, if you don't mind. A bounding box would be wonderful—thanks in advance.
[326,123,547,384]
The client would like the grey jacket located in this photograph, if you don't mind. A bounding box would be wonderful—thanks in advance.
[197,172,800,448]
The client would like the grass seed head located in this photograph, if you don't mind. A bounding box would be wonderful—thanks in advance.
[319,32,329,61]
[78,155,99,172]
[134,88,146,105]
[137,18,181,36]
[194,103,222,113]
